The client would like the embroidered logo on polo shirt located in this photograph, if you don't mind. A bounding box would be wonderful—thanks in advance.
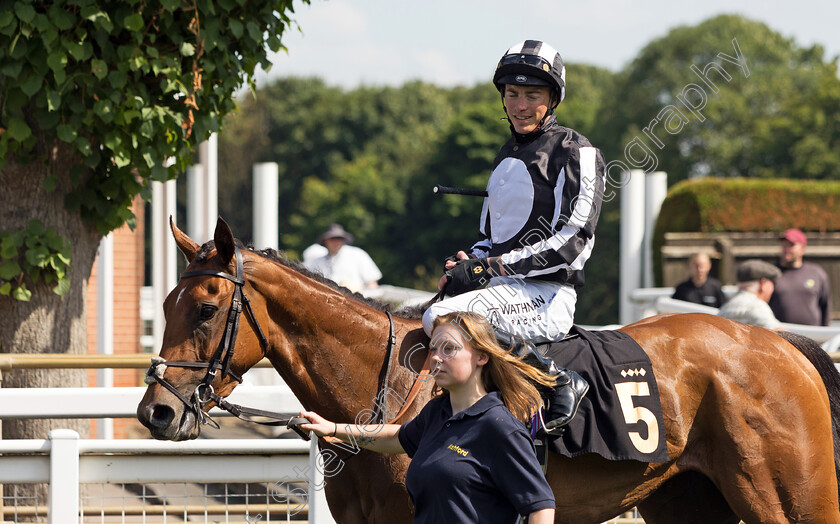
[447,444,469,457]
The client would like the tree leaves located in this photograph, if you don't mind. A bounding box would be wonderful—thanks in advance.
[122,13,143,32]
[0,220,69,301]
[1,0,305,300]
[6,117,32,140]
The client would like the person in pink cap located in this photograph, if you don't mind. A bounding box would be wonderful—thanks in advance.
[768,228,832,326]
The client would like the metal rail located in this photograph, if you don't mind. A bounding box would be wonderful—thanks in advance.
[2,347,839,370]
[0,353,274,371]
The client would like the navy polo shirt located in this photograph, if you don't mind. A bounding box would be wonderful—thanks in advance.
[398,391,554,523]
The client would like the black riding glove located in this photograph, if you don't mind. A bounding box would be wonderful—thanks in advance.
[444,257,504,297]
[442,252,477,273]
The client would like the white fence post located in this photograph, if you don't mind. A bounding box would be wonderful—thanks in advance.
[252,162,279,250]
[49,429,79,524]
[643,171,668,288]
[96,234,114,439]
[308,437,335,524]
[187,164,208,243]
[151,179,177,352]
[199,134,218,228]
[620,170,646,324]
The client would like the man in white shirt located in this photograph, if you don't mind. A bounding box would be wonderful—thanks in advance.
[305,224,382,293]
[718,259,782,330]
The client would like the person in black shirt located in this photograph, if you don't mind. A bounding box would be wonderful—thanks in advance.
[672,252,726,308]
[298,312,556,523]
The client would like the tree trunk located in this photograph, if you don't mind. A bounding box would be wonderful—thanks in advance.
[0,139,101,441]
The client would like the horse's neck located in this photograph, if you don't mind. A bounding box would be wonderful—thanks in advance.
[251,261,405,420]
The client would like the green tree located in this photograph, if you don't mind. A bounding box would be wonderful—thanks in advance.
[0,0,305,441]
[402,98,508,289]
[556,62,615,142]
[599,14,840,185]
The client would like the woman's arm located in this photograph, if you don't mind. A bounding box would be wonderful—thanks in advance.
[297,410,406,454]
[527,508,554,523]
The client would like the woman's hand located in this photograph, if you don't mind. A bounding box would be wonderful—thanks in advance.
[297,410,336,438]
[298,411,406,454]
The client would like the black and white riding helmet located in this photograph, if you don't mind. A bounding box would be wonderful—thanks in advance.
[493,40,566,105]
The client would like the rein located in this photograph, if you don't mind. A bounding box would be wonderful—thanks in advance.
[145,246,431,442]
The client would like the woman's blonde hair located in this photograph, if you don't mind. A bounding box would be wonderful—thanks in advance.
[431,312,557,423]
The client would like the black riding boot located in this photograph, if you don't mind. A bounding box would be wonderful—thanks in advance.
[493,328,589,434]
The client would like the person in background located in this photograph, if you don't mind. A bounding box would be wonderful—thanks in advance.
[301,242,328,265]
[298,312,556,523]
[304,223,382,293]
[718,259,782,330]
[769,228,832,326]
[671,252,726,308]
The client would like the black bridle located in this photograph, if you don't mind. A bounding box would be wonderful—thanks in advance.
[144,246,400,442]
[145,247,312,438]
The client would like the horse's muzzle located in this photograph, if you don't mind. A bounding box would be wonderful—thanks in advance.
[137,397,200,441]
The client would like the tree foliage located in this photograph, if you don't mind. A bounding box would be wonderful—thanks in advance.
[0,0,305,444]
[1,0,304,296]
[598,14,840,185]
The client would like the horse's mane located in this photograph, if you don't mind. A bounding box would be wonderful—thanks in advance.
[194,240,424,320]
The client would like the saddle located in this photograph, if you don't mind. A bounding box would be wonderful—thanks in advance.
[532,326,669,464]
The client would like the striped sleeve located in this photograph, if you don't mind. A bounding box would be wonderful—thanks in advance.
[499,146,605,278]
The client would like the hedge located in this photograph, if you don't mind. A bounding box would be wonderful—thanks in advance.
[654,178,840,235]
[652,177,840,282]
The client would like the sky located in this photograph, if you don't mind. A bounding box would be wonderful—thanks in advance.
[256,0,840,90]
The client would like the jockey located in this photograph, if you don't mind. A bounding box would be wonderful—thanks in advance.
[423,40,607,434]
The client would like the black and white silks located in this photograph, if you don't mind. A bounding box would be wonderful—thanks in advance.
[471,115,606,287]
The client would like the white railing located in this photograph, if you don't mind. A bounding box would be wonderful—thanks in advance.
[0,384,300,420]
[0,384,336,524]
[1,429,328,523]
[629,288,840,348]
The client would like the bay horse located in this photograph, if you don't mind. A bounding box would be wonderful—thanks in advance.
[138,219,840,523]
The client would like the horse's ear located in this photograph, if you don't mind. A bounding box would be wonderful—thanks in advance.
[214,217,236,265]
[170,216,199,263]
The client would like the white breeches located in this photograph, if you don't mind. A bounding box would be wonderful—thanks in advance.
[422,276,576,343]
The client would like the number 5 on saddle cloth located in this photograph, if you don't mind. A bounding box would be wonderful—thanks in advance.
[529,326,669,468]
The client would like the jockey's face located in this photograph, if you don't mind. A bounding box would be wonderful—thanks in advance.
[503,84,552,134]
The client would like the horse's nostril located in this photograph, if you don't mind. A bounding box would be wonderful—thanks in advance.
[150,404,175,428]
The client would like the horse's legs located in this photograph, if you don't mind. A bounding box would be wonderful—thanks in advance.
[636,471,739,524]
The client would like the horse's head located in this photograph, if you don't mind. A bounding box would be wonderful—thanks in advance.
[137,217,269,440]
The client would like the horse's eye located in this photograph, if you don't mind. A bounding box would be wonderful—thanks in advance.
[199,304,217,321]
